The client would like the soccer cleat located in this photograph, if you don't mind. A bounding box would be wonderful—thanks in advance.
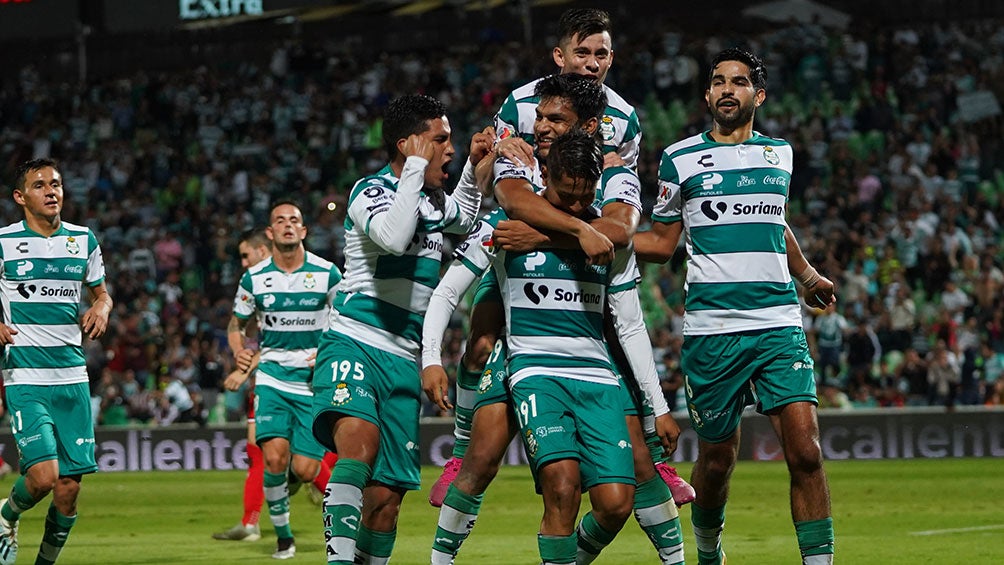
[305,483,324,506]
[428,457,463,508]
[272,538,296,560]
[0,499,18,565]
[655,462,696,507]
[211,522,261,542]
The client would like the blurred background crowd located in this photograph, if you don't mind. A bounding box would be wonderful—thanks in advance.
[0,1,1001,426]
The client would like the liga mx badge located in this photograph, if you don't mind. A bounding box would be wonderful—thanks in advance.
[65,236,80,255]
[332,383,351,406]
[763,145,780,165]
[303,272,316,289]
[599,115,616,142]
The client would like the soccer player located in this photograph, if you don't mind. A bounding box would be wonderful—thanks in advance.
[0,158,112,565]
[429,130,639,564]
[311,94,485,564]
[431,7,694,506]
[212,228,270,543]
[226,202,342,560]
[634,47,837,565]
[423,75,685,565]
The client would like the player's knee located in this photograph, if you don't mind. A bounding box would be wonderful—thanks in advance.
[785,444,824,477]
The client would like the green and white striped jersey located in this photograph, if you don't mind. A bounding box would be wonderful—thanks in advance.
[0,220,105,386]
[234,251,340,395]
[493,156,642,214]
[651,131,801,335]
[495,78,643,169]
[332,163,474,359]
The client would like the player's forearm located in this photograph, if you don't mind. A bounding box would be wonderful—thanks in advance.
[421,262,479,370]
[368,156,426,254]
[449,159,483,232]
[495,179,588,237]
[633,224,680,264]
[608,289,671,417]
[784,225,813,279]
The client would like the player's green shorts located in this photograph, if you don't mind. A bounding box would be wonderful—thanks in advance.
[510,375,634,489]
[311,331,421,491]
[254,384,326,460]
[472,338,510,412]
[6,383,97,475]
[472,269,502,305]
[682,326,817,443]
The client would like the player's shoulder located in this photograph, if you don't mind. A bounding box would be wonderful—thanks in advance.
[600,84,637,115]
[246,257,274,276]
[349,165,397,199]
[507,78,541,102]
[304,251,335,270]
[59,221,92,237]
[662,132,709,158]
[751,130,790,147]
[0,222,26,238]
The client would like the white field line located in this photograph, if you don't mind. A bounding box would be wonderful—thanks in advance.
[909,524,1004,536]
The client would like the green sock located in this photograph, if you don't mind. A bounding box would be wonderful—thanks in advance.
[2,475,38,522]
[692,502,726,565]
[35,504,77,565]
[263,470,293,541]
[538,533,576,565]
[634,477,685,564]
[796,518,834,563]
[431,484,484,564]
[451,363,482,459]
[355,525,396,565]
[575,512,617,564]
[324,458,371,564]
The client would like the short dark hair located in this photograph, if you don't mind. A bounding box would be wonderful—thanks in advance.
[382,94,448,158]
[14,157,60,191]
[557,8,611,45]
[239,228,269,249]
[534,73,607,125]
[546,129,602,188]
[709,47,767,91]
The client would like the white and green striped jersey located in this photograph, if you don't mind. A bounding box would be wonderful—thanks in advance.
[0,220,105,386]
[234,251,340,395]
[651,131,801,335]
[493,156,642,214]
[332,163,474,359]
[455,202,638,388]
[495,78,643,169]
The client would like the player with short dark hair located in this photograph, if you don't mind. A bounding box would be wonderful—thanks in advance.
[635,47,837,565]
[0,158,113,565]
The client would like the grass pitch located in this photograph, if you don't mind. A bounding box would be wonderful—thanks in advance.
[9,458,1003,563]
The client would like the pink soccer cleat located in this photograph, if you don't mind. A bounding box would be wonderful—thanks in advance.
[656,462,696,507]
[428,457,463,508]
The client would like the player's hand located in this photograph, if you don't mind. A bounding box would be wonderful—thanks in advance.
[654,413,681,456]
[804,275,836,310]
[421,365,454,412]
[576,223,615,265]
[603,152,626,169]
[81,305,110,340]
[0,323,17,346]
[495,137,535,168]
[402,133,435,161]
[305,351,317,368]
[223,369,250,392]
[234,349,257,374]
[469,126,497,166]
[492,220,549,252]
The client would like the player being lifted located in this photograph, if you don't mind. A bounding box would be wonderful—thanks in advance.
[634,47,836,565]
[429,7,694,507]
[423,74,685,565]
[310,94,487,564]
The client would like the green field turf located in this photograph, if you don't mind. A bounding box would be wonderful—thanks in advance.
[7,458,1002,563]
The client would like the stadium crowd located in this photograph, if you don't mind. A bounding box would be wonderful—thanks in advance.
[0,13,1001,427]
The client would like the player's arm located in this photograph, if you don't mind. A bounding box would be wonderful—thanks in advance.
[364,135,436,255]
[443,127,493,234]
[607,260,678,456]
[634,221,683,264]
[420,262,481,412]
[785,224,835,309]
[81,281,112,340]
